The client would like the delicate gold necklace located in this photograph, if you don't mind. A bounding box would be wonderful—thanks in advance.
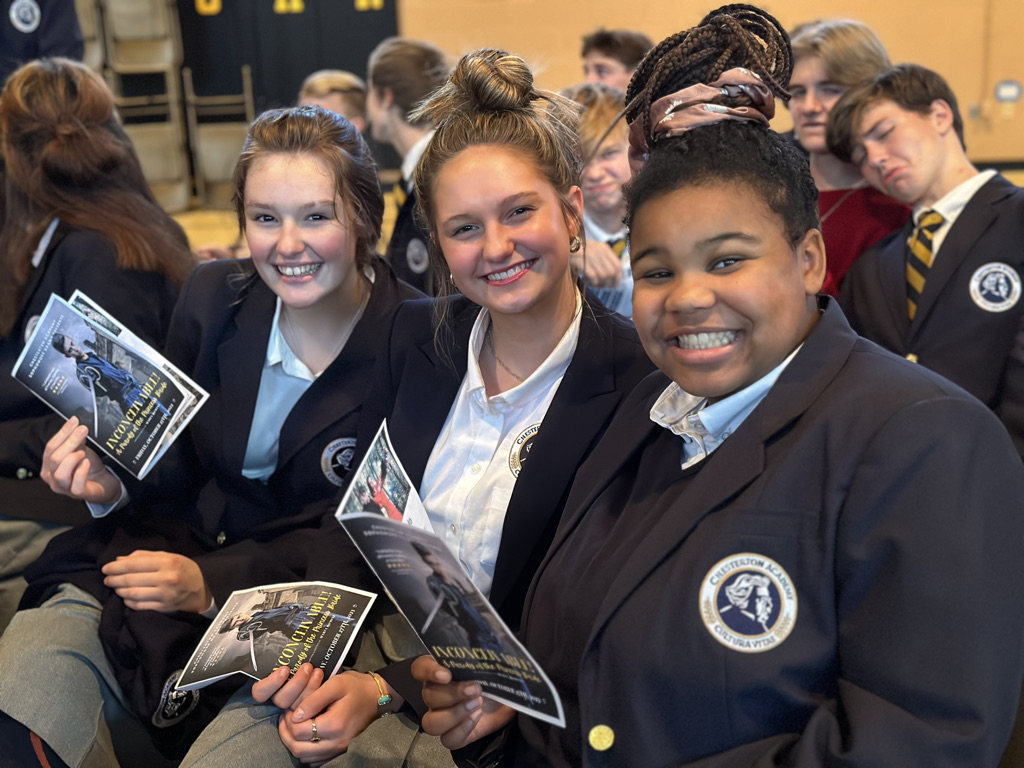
[281,285,369,376]
[487,322,524,382]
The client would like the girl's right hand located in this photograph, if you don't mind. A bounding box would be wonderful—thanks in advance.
[40,416,121,505]
[412,655,515,750]
[252,663,324,711]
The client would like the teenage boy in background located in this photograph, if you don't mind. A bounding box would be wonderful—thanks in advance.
[830,64,1024,458]
[580,28,652,92]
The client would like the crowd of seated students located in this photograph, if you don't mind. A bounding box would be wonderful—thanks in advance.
[0,5,1023,768]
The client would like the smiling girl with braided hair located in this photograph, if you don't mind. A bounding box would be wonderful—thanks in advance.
[412,6,1024,766]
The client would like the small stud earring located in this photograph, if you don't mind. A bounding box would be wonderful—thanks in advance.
[569,236,582,253]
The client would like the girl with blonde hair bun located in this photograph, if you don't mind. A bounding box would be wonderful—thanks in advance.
[178,47,651,768]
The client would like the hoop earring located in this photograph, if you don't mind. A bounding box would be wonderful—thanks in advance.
[569,236,582,253]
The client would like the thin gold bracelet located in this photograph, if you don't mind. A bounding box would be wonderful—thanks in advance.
[368,671,392,711]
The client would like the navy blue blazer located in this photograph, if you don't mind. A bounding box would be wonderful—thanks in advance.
[20,258,419,749]
[510,299,1024,767]
[385,187,435,296]
[839,174,1024,458]
[353,294,654,623]
[0,224,180,524]
[345,294,654,712]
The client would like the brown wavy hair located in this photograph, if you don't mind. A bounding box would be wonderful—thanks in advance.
[0,58,193,335]
[230,105,384,280]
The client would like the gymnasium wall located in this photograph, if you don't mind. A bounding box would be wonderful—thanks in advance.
[398,0,1024,163]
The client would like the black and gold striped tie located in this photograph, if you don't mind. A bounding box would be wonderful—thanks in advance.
[607,237,626,257]
[906,210,945,320]
[392,181,407,209]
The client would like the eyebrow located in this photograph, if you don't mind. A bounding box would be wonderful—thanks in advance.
[245,200,335,211]
[631,231,760,263]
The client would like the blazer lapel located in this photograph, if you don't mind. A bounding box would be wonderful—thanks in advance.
[18,222,71,319]
[879,220,914,340]
[488,310,625,611]
[588,299,858,641]
[910,176,1008,338]
[276,270,398,472]
[216,281,275,477]
[388,302,476,484]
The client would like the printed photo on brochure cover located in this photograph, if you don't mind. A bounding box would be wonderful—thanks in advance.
[176,581,376,691]
[10,292,206,478]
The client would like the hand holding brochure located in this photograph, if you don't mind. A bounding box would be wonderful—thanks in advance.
[10,292,207,479]
[175,581,376,691]
[336,421,565,728]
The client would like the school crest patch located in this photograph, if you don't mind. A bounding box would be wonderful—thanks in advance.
[321,437,357,486]
[406,237,430,275]
[508,423,540,477]
[9,0,40,33]
[969,263,1021,312]
[700,552,797,653]
[151,670,199,727]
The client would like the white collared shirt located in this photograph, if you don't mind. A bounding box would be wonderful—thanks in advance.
[650,345,802,469]
[419,298,582,597]
[582,213,633,317]
[915,169,996,258]
[401,130,436,191]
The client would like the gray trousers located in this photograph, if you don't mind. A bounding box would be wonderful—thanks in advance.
[180,612,457,768]
[0,584,128,768]
[0,515,71,632]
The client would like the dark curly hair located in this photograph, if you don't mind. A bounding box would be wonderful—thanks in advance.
[623,4,818,246]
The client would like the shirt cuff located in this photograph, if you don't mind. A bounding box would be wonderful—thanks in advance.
[84,472,129,518]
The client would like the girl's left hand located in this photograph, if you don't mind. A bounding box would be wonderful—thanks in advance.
[276,670,400,764]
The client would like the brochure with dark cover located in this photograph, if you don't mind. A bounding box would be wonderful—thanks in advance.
[10,292,207,479]
[338,512,566,728]
[176,581,376,691]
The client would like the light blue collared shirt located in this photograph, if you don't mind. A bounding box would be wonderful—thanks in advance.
[240,299,317,482]
[650,345,802,469]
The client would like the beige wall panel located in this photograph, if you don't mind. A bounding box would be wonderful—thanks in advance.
[399,0,1024,161]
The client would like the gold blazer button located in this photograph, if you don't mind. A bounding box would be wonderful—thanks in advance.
[588,724,614,751]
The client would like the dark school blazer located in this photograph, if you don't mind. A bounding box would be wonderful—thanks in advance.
[507,298,1024,767]
[20,258,420,754]
[839,174,1024,459]
[347,294,654,706]
[385,186,435,296]
[0,224,179,524]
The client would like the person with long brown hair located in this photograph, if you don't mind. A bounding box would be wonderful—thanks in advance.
[0,57,193,631]
[0,104,418,767]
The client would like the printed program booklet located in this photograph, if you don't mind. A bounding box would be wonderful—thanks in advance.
[176,581,376,691]
[10,292,207,479]
[336,422,566,728]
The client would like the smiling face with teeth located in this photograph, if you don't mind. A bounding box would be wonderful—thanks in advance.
[244,152,362,314]
[630,182,826,403]
[432,144,582,326]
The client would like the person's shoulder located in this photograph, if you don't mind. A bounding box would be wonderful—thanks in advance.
[49,227,116,264]
[182,258,256,303]
[837,334,986,411]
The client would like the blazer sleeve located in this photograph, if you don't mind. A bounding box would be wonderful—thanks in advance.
[679,396,1024,767]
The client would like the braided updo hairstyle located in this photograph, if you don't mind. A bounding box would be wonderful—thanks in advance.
[411,48,583,333]
[625,4,791,137]
[624,4,819,248]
